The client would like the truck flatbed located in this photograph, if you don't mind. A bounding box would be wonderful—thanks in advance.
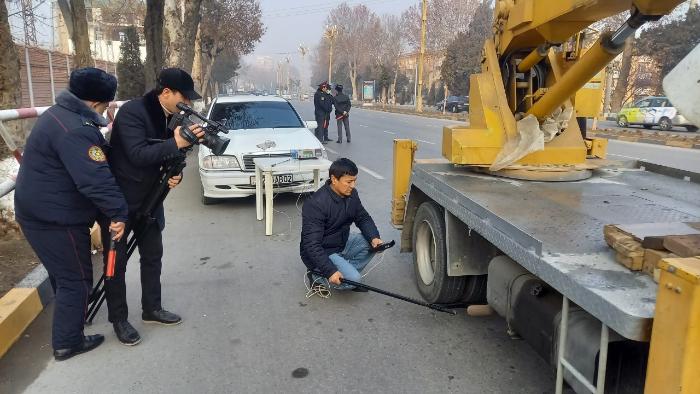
[409,161,700,341]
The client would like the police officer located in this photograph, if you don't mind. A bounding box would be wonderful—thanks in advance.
[314,81,333,144]
[101,68,204,346]
[332,84,351,143]
[14,68,127,361]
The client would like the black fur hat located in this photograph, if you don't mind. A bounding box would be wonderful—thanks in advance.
[69,67,117,102]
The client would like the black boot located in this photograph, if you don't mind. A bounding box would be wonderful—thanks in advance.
[143,309,182,326]
[113,321,141,346]
[53,334,104,361]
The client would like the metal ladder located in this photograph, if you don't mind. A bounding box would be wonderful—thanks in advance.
[555,297,610,394]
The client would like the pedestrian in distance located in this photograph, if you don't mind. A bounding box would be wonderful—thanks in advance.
[100,68,205,346]
[14,67,128,361]
[300,158,384,291]
[333,84,351,143]
[313,81,333,144]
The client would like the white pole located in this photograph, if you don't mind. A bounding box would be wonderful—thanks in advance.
[25,47,35,107]
[48,51,56,103]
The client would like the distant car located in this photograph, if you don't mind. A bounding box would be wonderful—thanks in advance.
[198,95,327,204]
[436,96,469,113]
[281,94,292,100]
[302,93,309,100]
[617,96,697,132]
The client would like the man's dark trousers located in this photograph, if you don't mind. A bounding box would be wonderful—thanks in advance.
[21,225,92,349]
[336,117,350,141]
[100,213,163,322]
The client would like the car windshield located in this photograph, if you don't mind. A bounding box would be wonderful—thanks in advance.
[209,101,304,130]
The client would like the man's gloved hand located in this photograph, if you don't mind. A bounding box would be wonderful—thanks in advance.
[329,271,344,286]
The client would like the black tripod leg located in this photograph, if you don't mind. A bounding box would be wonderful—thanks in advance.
[86,289,106,325]
[88,274,105,304]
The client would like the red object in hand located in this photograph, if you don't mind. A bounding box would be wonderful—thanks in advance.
[105,231,117,279]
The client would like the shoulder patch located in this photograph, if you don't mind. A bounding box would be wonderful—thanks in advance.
[88,145,106,162]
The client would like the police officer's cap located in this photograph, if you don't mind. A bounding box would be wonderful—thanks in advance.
[158,68,202,101]
[69,67,117,103]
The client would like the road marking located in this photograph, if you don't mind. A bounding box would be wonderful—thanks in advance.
[609,153,641,160]
[357,164,385,180]
[382,130,396,135]
[359,124,369,128]
[326,147,338,154]
[415,139,436,145]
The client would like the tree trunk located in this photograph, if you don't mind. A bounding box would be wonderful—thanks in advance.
[349,61,358,101]
[164,0,202,72]
[67,0,93,68]
[391,65,399,104]
[0,0,22,152]
[191,25,203,89]
[610,37,634,112]
[144,0,165,89]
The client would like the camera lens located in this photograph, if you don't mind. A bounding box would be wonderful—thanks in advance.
[205,134,230,156]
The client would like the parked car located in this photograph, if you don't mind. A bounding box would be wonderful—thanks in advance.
[198,95,327,204]
[436,96,468,113]
[617,96,698,132]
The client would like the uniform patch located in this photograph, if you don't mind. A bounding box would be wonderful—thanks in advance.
[88,145,106,162]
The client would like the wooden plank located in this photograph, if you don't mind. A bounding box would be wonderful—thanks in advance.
[616,252,644,271]
[616,222,700,242]
[663,235,700,258]
[643,249,675,276]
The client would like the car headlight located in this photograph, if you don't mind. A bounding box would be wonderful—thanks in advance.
[202,155,241,170]
[315,148,327,159]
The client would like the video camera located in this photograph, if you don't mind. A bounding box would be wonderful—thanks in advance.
[168,102,230,155]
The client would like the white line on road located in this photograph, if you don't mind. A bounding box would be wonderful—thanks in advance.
[358,164,385,180]
[382,130,396,135]
[359,124,369,128]
[415,139,436,145]
[609,153,641,160]
[326,147,338,154]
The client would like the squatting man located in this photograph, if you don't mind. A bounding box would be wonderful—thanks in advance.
[300,158,384,291]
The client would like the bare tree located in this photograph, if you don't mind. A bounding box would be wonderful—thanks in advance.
[144,0,164,88]
[0,0,22,152]
[57,0,94,68]
[610,37,635,112]
[197,0,264,101]
[401,0,480,51]
[328,4,382,100]
[373,15,407,104]
[163,0,203,72]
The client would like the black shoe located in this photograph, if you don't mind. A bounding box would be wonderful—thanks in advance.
[113,321,141,346]
[352,286,369,292]
[53,334,104,361]
[143,309,182,326]
[321,141,328,145]
[336,140,342,143]
[324,138,332,142]
[347,139,351,143]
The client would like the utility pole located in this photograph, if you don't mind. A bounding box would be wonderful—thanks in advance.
[416,0,427,112]
[324,25,338,84]
[21,0,38,46]
[298,44,308,99]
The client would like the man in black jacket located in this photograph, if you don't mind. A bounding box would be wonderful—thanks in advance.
[102,68,204,346]
[332,84,351,143]
[313,81,333,143]
[15,68,128,360]
[300,158,383,289]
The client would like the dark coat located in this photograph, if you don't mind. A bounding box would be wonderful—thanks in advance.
[15,90,128,228]
[300,183,380,278]
[107,90,184,215]
[333,92,351,117]
[313,89,333,122]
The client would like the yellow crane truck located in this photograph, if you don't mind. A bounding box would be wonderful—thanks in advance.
[392,1,700,393]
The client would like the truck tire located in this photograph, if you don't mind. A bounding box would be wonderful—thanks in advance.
[412,202,466,303]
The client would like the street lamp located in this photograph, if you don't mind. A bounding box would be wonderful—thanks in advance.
[324,25,339,84]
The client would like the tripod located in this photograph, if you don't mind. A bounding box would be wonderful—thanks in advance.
[85,154,187,324]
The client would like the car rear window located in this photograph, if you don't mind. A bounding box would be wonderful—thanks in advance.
[209,101,304,130]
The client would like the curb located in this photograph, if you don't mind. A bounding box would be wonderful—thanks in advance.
[0,264,52,359]
[588,131,700,150]
[358,105,467,121]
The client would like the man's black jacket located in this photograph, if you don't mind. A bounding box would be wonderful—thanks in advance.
[333,92,351,117]
[313,89,332,122]
[107,90,184,215]
[300,183,380,278]
[14,90,128,228]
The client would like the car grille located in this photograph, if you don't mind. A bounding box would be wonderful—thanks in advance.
[242,153,291,171]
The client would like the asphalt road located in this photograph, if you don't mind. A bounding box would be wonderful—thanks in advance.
[2,100,698,393]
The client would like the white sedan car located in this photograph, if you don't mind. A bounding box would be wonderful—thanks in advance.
[198,95,326,204]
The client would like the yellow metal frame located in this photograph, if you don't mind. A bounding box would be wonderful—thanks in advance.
[645,257,700,393]
[392,139,417,227]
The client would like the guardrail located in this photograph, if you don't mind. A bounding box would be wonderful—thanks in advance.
[0,101,125,199]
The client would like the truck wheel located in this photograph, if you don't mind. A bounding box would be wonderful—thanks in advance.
[412,202,466,304]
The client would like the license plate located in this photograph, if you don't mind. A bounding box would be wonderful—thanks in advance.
[250,174,293,186]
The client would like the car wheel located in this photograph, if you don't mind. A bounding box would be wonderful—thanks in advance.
[200,183,217,205]
[658,117,672,131]
[617,115,628,127]
[685,125,698,132]
[412,201,466,304]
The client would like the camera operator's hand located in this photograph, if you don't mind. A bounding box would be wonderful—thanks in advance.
[109,221,126,241]
[174,124,205,149]
[371,238,384,249]
[168,174,182,189]
[329,271,343,286]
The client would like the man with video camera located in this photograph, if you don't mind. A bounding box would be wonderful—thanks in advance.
[101,68,204,346]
